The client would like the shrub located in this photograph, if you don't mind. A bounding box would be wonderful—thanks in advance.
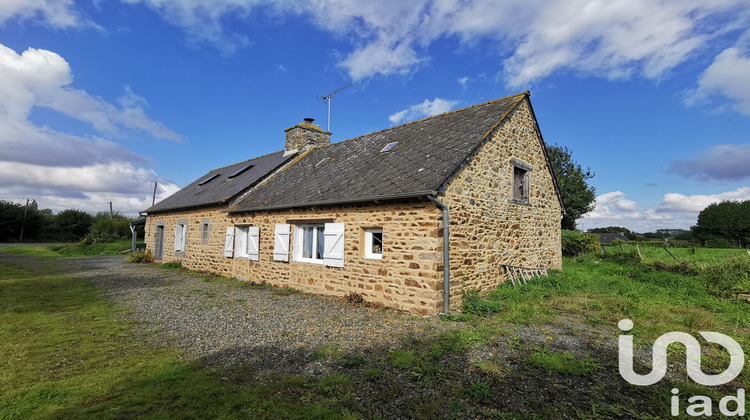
[462,290,501,316]
[87,216,132,243]
[344,291,365,304]
[53,209,94,241]
[561,230,600,256]
[127,249,153,264]
[702,255,750,298]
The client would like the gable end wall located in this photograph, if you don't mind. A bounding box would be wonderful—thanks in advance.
[442,98,562,307]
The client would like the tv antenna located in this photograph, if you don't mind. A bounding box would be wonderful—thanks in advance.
[318,83,352,132]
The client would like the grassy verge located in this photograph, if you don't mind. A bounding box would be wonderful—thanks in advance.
[1,240,134,258]
[602,244,746,266]
[0,262,351,419]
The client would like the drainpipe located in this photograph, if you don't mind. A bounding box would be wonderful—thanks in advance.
[427,195,450,314]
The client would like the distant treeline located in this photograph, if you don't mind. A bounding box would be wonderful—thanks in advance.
[587,200,750,249]
[0,200,142,243]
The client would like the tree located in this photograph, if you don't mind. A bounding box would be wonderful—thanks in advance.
[692,200,750,247]
[546,144,596,230]
[54,209,94,241]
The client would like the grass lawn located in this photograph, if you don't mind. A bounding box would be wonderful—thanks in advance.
[2,249,748,418]
[0,262,352,419]
[1,240,134,258]
[603,244,747,266]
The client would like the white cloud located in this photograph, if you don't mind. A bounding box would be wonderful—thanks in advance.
[657,187,750,213]
[0,0,82,28]
[580,188,750,232]
[388,97,459,125]
[458,76,469,86]
[0,43,181,214]
[684,46,750,116]
[671,144,750,180]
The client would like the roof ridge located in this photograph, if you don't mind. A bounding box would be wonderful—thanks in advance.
[209,149,285,172]
[330,91,529,147]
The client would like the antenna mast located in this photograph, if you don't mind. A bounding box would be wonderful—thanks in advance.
[318,83,352,132]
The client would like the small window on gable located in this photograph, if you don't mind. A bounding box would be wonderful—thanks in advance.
[364,228,383,260]
[510,158,533,204]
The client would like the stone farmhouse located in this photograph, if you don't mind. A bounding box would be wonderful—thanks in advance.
[144,91,563,315]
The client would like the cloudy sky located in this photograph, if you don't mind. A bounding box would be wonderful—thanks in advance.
[1,0,749,231]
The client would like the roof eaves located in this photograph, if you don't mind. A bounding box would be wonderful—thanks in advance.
[225,190,438,213]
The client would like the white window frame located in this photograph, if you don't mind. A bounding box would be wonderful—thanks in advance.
[364,228,383,260]
[291,222,345,267]
[174,223,187,252]
[293,224,326,265]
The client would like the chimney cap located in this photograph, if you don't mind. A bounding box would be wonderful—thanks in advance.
[303,117,315,123]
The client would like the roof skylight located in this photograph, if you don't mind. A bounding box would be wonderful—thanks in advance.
[228,164,253,179]
[198,173,221,186]
[380,142,398,153]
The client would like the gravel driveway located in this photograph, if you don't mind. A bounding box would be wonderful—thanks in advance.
[0,252,454,375]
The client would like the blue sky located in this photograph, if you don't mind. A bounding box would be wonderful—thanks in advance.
[1,0,749,232]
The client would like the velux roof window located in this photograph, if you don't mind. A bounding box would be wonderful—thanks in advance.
[228,165,253,179]
[379,142,398,153]
[198,173,221,186]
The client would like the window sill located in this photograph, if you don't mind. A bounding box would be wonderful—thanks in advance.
[364,255,383,260]
[293,257,325,265]
[508,199,531,207]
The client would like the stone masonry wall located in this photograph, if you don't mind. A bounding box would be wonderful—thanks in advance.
[146,200,444,315]
[442,97,563,308]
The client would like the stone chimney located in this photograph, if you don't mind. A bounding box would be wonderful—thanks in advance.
[284,118,331,152]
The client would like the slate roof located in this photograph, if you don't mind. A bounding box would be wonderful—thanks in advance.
[145,151,295,213]
[230,92,532,212]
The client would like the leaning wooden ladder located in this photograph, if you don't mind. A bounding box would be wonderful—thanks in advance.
[502,265,548,287]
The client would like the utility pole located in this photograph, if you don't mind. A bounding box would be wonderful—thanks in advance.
[109,201,114,219]
[318,83,352,132]
[19,198,30,241]
[152,181,158,207]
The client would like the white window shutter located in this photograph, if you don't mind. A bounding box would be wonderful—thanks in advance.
[224,227,235,257]
[235,227,247,258]
[323,223,345,267]
[248,226,260,261]
[273,224,290,262]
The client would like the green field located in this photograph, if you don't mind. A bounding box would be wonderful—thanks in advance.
[602,244,747,265]
[1,240,134,258]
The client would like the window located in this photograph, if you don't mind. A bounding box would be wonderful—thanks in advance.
[224,226,259,261]
[380,142,398,153]
[201,221,210,244]
[289,223,345,267]
[174,222,187,252]
[513,167,528,202]
[364,228,383,259]
[198,173,220,186]
[294,224,325,263]
[510,158,533,204]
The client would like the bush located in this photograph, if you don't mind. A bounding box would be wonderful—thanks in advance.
[127,249,153,264]
[561,230,600,256]
[702,255,750,298]
[87,216,132,243]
